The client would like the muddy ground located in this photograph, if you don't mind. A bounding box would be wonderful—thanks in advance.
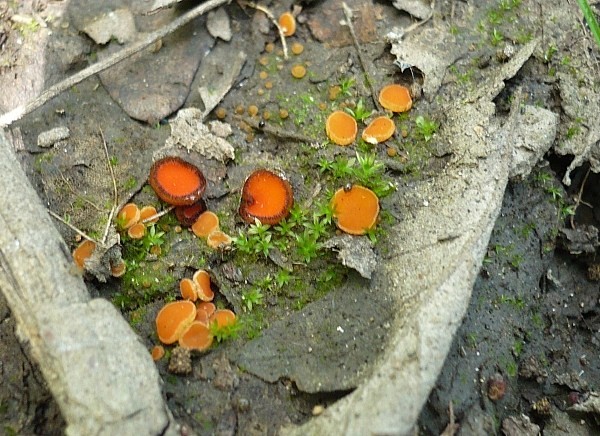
[1,0,600,434]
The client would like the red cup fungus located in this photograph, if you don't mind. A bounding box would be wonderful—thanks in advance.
[149,156,206,206]
[175,199,207,227]
[326,110,358,146]
[331,185,380,235]
[239,169,294,225]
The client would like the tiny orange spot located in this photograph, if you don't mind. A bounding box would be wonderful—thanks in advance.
[331,185,380,235]
[175,200,207,227]
[151,345,165,361]
[248,105,259,117]
[362,116,396,144]
[378,84,413,113]
[291,42,304,55]
[325,110,358,146]
[239,169,294,225]
[291,64,306,79]
[278,12,296,37]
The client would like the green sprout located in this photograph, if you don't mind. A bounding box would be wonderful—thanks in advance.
[415,115,439,142]
[210,319,241,343]
[345,99,372,122]
[241,288,264,312]
[339,77,356,96]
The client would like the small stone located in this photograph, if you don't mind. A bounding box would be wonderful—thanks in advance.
[312,405,325,416]
[37,126,70,148]
[487,373,506,401]
[168,346,192,375]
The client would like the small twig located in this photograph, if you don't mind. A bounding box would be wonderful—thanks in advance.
[240,1,288,60]
[0,0,231,127]
[402,1,434,36]
[233,114,319,143]
[341,2,382,112]
[99,129,119,245]
[570,166,592,229]
[141,206,175,224]
[48,210,98,244]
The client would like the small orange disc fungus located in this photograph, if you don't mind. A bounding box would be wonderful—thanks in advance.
[151,345,165,361]
[239,169,294,225]
[291,64,306,79]
[193,269,215,302]
[127,222,146,240]
[362,116,396,144]
[110,259,127,278]
[175,199,207,227]
[326,110,358,146]
[197,301,216,319]
[72,239,96,270]
[195,309,210,325]
[180,277,199,302]
[191,211,220,238]
[207,230,233,250]
[155,300,197,344]
[210,309,236,328]
[139,205,159,224]
[179,321,214,351]
[331,185,380,235]
[117,203,140,229]
[378,84,413,113]
[278,12,296,37]
[149,156,206,206]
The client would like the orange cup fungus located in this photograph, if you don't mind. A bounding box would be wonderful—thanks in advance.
[151,345,165,361]
[326,110,358,146]
[191,211,220,238]
[239,169,294,225]
[278,12,296,37]
[149,157,206,206]
[72,239,96,270]
[180,277,199,302]
[378,84,413,113]
[155,300,196,344]
[210,309,237,329]
[110,259,127,278]
[175,199,207,227]
[193,269,215,302]
[197,301,216,319]
[207,230,233,250]
[362,116,396,144]
[331,185,380,235]
[179,321,213,351]
[139,205,159,224]
[117,203,141,229]
[127,222,146,240]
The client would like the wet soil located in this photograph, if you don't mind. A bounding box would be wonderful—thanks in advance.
[1,0,600,434]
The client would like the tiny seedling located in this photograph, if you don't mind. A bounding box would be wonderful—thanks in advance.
[415,115,439,142]
[296,230,321,263]
[345,99,372,122]
[210,320,241,343]
[339,77,355,96]
[241,288,264,312]
[490,28,504,46]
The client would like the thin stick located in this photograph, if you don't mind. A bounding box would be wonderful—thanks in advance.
[240,1,288,60]
[570,166,592,229]
[577,0,600,49]
[233,114,318,143]
[47,210,98,244]
[99,129,118,245]
[0,0,231,128]
[341,2,382,112]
